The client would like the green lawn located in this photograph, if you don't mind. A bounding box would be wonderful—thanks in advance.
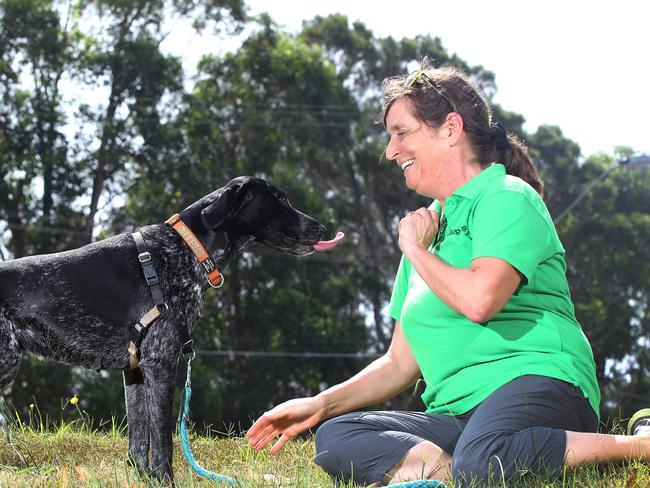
[0,417,648,487]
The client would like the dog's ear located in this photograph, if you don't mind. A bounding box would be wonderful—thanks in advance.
[200,187,236,230]
[200,181,252,230]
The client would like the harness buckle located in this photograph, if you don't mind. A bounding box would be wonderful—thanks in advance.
[138,252,152,263]
[202,258,216,274]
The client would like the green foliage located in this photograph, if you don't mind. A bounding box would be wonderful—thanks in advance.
[0,0,246,425]
[0,0,79,256]
[122,14,366,426]
[1,7,649,431]
[557,161,650,419]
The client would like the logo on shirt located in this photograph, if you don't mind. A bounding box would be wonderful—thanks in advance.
[448,225,468,236]
[435,224,468,250]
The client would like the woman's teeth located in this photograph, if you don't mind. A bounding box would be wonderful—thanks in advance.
[400,159,414,172]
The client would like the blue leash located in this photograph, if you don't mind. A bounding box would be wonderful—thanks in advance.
[179,355,237,484]
[386,481,446,488]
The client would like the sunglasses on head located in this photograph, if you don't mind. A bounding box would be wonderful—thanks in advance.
[403,70,458,113]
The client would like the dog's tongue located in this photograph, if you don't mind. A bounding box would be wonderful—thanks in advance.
[313,231,345,252]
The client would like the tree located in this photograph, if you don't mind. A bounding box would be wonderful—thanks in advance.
[3,7,649,429]
[117,15,372,424]
[70,0,244,246]
[0,0,78,257]
[550,152,650,418]
[1,0,245,423]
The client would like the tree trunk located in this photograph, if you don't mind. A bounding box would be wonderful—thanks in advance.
[344,161,390,350]
[77,89,120,246]
[1,184,26,258]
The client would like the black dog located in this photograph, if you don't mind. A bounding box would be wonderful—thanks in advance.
[0,176,327,482]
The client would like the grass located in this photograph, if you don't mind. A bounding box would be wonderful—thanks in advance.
[1,408,650,487]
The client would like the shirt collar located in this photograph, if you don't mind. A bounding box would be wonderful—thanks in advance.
[452,163,505,200]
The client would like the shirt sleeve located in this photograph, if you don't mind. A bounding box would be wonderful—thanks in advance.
[389,255,411,321]
[471,190,555,283]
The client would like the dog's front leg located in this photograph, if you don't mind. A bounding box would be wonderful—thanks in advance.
[145,358,179,484]
[124,368,150,476]
[1,318,22,440]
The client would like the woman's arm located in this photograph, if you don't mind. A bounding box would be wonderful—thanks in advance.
[246,320,420,452]
[317,320,421,418]
[399,208,521,323]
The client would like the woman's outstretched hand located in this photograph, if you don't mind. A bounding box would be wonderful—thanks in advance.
[246,396,324,454]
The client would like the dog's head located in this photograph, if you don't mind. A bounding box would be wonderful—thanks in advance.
[187,176,327,258]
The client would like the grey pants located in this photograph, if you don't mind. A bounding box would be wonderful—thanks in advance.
[314,375,597,486]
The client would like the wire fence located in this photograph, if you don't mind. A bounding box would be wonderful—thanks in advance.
[195,349,382,359]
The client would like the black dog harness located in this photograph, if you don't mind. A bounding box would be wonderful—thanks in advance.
[128,231,194,370]
[127,211,227,369]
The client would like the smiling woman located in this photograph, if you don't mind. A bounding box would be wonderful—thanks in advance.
[246,60,650,488]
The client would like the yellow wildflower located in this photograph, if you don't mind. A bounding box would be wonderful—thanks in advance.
[69,395,79,406]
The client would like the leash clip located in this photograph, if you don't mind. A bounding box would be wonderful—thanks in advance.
[182,339,195,358]
[185,356,193,388]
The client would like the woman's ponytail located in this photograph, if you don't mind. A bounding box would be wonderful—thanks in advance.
[500,131,544,197]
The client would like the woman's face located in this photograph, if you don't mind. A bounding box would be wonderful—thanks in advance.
[385,97,447,198]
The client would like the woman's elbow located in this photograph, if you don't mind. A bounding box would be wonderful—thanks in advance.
[461,299,500,323]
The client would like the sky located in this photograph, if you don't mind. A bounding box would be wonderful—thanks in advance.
[169,0,649,159]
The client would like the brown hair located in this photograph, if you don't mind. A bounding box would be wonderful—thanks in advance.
[381,60,544,196]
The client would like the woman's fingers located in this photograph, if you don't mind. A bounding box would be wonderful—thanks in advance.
[247,421,277,448]
[270,433,293,454]
[398,207,438,252]
[245,417,264,439]
[246,398,319,453]
[249,424,292,452]
[252,431,276,450]
[414,207,433,222]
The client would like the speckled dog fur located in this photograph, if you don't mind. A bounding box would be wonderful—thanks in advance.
[0,176,327,483]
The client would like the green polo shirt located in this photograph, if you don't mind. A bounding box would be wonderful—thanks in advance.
[389,164,600,418]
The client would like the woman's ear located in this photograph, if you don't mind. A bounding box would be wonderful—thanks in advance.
[446,112,464,146]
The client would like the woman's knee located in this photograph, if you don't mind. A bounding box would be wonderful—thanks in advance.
[313,413,360,473]
[452,439,503,487]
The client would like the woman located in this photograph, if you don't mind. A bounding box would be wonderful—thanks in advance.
[246,62,650,487]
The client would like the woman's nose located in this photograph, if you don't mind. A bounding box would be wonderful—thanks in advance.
[386,137,398,160]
